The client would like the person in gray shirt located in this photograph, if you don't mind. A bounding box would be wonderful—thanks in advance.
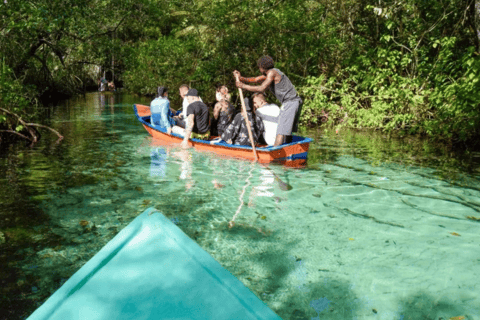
[234,55,302,146]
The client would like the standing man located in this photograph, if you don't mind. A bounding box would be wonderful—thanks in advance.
[234,56,302,146]
[181,89,210,149]
[98,76,108,92]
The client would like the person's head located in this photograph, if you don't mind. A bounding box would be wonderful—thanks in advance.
[257,56,275,75]
[244,97,253,112]
[179,84,189,99]
[215,85,230,102]
[185,88,199,104]
[157,86,168,98]
[252,92,267,110]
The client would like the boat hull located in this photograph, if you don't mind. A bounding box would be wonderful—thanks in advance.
[134,104,311,167]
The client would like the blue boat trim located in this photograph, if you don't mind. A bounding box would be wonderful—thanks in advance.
[274,151,309,161]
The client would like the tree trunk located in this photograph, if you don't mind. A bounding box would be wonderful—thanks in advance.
[476,0,480,49]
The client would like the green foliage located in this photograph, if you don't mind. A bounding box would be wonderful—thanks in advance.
[300,0,480,142]
[0,58,38,130]
[1,0,480,143]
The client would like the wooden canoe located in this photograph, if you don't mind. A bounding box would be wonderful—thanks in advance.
[134,104,312,167]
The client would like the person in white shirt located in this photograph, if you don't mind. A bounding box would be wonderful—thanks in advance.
[252,93,280,146]
[174,84,203,129]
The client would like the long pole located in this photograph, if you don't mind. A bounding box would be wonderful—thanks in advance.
[228,165,254,228]
[112,31,115,85]
[235,75,258,162]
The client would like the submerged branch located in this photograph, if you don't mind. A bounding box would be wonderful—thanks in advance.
[324,203,405,228]
[408,170,480,193]
[337,176,480,213]
[399,198,463,221]
[408,181,480,207]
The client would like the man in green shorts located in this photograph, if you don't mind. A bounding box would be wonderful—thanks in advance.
[234,56,302,146]
[180,89,210,149]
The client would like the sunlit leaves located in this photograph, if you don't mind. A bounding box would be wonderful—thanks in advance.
[1,0,479,143]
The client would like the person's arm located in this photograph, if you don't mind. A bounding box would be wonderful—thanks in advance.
[213,102,222,120]
[181,114,195,148]
[161,100,172,134]
[235,70,275,93]
[233,70,266,84]
[256,114,265,136]
[240,75,266,83]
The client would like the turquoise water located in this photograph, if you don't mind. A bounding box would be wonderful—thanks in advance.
[1,92,479,320]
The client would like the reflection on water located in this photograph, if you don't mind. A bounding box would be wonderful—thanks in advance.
[150,147,168,179]
[1,92,480,320]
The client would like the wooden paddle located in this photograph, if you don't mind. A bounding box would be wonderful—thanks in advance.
[235,74,292,191]
[267,167,293,191]
[235,75,258,162]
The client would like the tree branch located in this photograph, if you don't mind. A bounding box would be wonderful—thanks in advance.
[25,123,64,140]
[0,130,31,141]
[40,39,65,66]
[0,107,63,142]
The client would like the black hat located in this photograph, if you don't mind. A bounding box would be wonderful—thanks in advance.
[157,86,168,97]
[185,88,198,97]
[243,97,252,111]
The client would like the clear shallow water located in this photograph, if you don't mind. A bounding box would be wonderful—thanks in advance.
[1,92,479,320]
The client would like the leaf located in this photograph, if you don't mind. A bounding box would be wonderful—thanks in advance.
[15,125,24,132]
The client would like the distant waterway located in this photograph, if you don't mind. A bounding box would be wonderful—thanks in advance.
[1,92,479,320]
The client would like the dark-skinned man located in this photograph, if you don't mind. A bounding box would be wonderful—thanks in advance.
[233,56,302,146]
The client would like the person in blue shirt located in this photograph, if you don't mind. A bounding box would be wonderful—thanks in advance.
[150,86,176,134]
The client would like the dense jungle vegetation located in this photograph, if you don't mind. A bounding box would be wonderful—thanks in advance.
[1,0,480,145]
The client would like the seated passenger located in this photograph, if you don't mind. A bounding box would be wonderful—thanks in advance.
[150,86,175,134]
[98,77,108,92]
[216,84,231,102]
[175,84,204,129]
[180,89,210,148]
[211,85,236,137]
[252,93,280,146]
[221,97,264,146]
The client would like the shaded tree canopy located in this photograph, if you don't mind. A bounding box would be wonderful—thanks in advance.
[1,0,480,144]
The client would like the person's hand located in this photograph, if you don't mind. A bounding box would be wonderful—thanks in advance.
[167,127,172,135]
[235,80,243,88]
[233,70,241,78]
[181,139,190,149]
